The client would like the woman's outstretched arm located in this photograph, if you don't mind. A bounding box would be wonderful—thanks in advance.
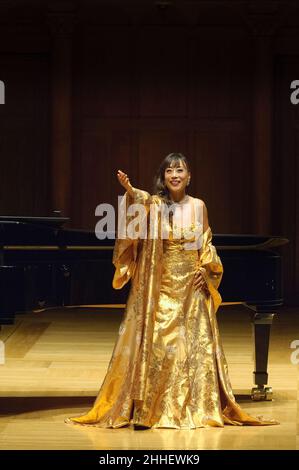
[117,169,152,205]
[112,169,152,289]
[117,170,135,197]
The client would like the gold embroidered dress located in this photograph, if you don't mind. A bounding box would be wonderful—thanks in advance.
[66,188,278,428]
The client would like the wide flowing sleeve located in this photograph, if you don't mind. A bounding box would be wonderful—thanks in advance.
[198,226,223,313]
[112,188,152,290]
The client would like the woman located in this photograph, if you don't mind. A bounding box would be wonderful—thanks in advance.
[65,153,278,429]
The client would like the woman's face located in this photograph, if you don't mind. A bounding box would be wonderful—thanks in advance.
[164,160,190,194]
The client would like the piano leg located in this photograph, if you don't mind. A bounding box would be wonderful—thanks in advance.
[250,310,275,401]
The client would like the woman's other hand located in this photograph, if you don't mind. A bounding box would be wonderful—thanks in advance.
[193,269,209,295]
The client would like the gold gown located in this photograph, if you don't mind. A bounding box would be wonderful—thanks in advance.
[65,189,278,429]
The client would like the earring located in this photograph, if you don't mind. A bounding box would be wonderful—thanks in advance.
[187,179,190,186]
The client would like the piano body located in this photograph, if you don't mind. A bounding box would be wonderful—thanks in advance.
[0,216,289,401]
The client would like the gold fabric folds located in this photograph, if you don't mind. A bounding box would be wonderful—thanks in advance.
[66,189,278,429]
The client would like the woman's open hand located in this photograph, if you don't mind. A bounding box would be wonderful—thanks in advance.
[193,269,209,295]
[117,170,134,195]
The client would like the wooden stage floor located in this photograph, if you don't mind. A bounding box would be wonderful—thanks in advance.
[0,305,298,450]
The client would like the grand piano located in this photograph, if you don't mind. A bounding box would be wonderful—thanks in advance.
[0,216,289,401]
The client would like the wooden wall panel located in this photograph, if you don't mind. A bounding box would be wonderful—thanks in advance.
[138,26,189,117]
[193,130,232,232]
[72,27,254,236]
[77,29,135,117]
[273,55,299,303]
[0,54,50,216]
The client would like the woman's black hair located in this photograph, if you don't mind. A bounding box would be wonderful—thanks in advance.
[153,152,190,206]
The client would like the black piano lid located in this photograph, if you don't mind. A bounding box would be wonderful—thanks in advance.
[0,217,289,250]
[213,233,289,250]
[0,217,113,246]
[0,216,69,228]
[0,217,68,246]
